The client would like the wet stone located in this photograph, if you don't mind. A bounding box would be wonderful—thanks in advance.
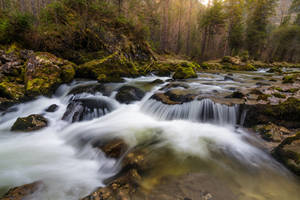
[116,86,145,104]
[11,114,48,132]
[45,104,59,112]
[62,98,114,123]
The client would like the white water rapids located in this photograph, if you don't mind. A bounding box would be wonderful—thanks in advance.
[0,76,299,200]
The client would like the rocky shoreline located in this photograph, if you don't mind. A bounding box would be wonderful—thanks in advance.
[0,45,300,200]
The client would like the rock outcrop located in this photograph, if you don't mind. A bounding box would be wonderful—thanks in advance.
[0,182,42,200]
[62,97,114,123]
[0,47,76,110]
[272,133,300,176]
[11,114,48,132]
[116,86,145,104]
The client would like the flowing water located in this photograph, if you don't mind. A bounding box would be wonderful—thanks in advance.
[0,72,299,200]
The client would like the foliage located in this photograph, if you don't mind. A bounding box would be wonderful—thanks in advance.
[246,0,278,59]
[0,12,34,44]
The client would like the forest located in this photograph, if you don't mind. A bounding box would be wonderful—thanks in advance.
[0,1,300,200]
[0,0,300,62]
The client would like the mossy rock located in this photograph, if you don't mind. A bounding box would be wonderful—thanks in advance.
[0,82,25,100]
[142,60,201,77]
[282,74,299,84]
[273,92,286,99]
[222,56,242,65]
[173,66,197,80]
[11,114,48,132]
[201,62,223,70]
[272,133,300,176]
[61,64,76,83]
[257,94,271,101]
[25,52,76,97]
[97,74,124,83]
[244,97,300,128]
[255,123,291,142]
[116,86,145,104]
[76,52,139,82]
[267,67,283,73]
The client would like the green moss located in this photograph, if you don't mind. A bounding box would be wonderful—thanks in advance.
[173,66,197,80]
[26,77,61,96]
[201,62,223,70]
[243,64,257,71]
[267,67,283,73]
[274,87,284,92]
[285,88,299,93]
[97,74,124,83]
[76,52,139,82]
[273,133,300,176]
[282,74,298,84]
[61,63,75,82]
[0,81,25,100]
[257,94,271,101]
[273,92,286,99]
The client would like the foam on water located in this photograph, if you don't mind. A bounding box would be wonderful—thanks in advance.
[141,99,239,125]
[0,78,298,200]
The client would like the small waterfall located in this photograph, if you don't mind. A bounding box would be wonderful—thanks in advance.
[141,98,239,125]
[62,96,116,123]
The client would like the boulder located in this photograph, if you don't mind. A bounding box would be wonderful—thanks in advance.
[142,60,201,77]
[172,66,197,80]
[225,91,245,99]
[11,114,48,132]
[222,56,243,65]
[282,74,299,84]
[116,86,145,104]
[0,82,25,101]
[45,104,59,112]
[95,139,129,159]
[62,98,114,123]
[0,182,42,200]
[272,133,300,176]
[67,84,107,96]
[76,52,139,83]
[151,89,196,105]
[243,97,300,128]
[25,52,76,97]
[81,146,149,200]
[254,123,292,142]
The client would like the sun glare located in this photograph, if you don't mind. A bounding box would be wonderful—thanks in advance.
[201,0,210,6]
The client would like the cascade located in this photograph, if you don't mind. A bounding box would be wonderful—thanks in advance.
[141,98,239,125]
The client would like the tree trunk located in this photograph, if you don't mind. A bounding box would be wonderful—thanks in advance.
[186,0,193,55]
[176,0,183,53]
[200,26,208,61]
[161,0,170,52]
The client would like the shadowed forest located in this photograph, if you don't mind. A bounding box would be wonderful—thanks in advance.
[0,0,300,62]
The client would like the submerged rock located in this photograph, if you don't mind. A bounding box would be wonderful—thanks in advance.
[116,86,145,104]
[81,146,149,200]
[45,104,59,113]
[95,138,129,159]
[62,98,114,123]
[0,182,42,200]
[272,133,300,176]
[67,83,108,96]
[151,89,196,105]
[11,114,48,132]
